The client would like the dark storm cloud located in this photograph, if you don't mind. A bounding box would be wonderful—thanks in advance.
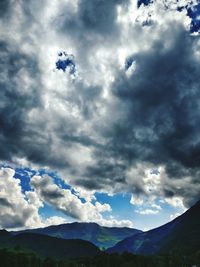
[0,35,101,171]
[111,26,200,169]
[77,0,124,34]
[0,39,82,169]
[0,37,72,169]
[90,24,200,205]
[0,0,11,19]
[54,0,129,65]
[81,160,127,189]
[0,40,42,161]
[58,22,200,206]
[59,0,126,35]
[1,0,200,209]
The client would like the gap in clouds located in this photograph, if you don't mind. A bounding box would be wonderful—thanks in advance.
[55,51,76,74]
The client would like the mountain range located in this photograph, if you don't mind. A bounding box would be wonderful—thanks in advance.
[12,222,141,249]
[0,199,199,259]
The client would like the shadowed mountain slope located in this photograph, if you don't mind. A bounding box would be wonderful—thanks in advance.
[107,200,200,255]
[0,232,100,259]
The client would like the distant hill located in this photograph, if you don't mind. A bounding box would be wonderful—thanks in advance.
[107,200,200,255]
[0,232,100,259]
[13,222,141,249]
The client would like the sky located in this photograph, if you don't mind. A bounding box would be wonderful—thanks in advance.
[0,0,200,231]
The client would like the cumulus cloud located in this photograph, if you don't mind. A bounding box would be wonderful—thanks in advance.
[0,0,200,211]
[0,168,42,229]
[0,167,132,229]
[43,216,68,227]
[30,174,133,227]
[30,174,112,221]
[130,195,144,206]
[132,193,162,215]
[97,217,133,228]
[164,196,186,209]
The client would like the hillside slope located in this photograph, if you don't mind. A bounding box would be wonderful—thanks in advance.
[107,200,200,255]
[0,232,100,259]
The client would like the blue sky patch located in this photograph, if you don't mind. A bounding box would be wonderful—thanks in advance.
[56,51,76,74]
[137,0,152,8]
[176,2,200,33]
[14,167,36,192]
[125,56,135,70]
[187,3,200,33]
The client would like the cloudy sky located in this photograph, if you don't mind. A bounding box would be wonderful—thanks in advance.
[0,0,200,231]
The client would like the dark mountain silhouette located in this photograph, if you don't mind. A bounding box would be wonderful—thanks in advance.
[0,232,100,259]
[107,200,200,255]
[13,222,141,249]
[0,229,11,242]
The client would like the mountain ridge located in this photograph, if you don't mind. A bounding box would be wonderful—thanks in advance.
[12,222,142,249]
[107,199,200,255]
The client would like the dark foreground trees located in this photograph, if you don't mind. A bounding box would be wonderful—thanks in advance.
[0,248,199,267]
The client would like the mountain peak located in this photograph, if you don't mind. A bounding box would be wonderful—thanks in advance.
[12,222,141,249]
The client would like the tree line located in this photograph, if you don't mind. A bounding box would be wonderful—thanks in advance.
[0,247,200,267]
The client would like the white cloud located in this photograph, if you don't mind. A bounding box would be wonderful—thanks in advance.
[136,209,159,215]
[164,196,186,210]
[151,203,162,210]
[132,194,162,215]
[95,202,112,213]
[73,186,96,202]
[96,217,133,228]
[130,195,144,206]
[170,212,182,220]
[30,174,113,222]
[29,173,134,228]
[0,168,42,229]
[43,216,69,227]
